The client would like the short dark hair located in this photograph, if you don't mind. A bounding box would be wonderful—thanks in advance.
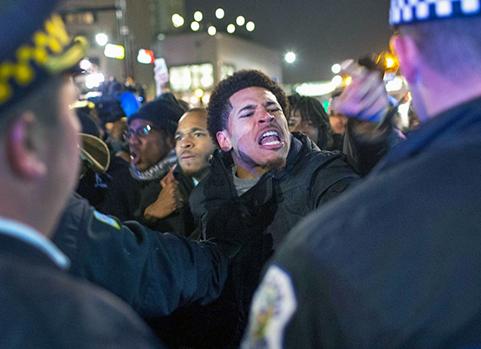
[399,16,481,79]
[0,76,63,139]
[207,70,288,145]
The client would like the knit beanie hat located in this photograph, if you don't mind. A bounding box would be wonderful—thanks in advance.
[127,93,185,137]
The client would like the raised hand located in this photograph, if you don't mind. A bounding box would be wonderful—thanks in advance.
[332,59,390,123]
[144,168,183,220]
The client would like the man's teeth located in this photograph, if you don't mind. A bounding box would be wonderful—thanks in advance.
[263,140,281,146]
[261,131,279,139]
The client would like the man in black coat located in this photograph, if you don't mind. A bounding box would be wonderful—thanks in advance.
[0,2,161,347]
[141,108,216,238]
[189,70,359,346]
[243,2,481,348]
[102,92,184,224]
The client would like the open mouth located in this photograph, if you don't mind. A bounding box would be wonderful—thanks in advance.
[258,130,283,147]
[130,150,140,165]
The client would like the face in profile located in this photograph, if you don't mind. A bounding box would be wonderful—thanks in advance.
[175,110,216,179]
[127,118,173,171]
[216,87,291,178]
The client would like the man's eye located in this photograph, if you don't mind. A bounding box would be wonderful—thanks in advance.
[268,107,281,113]
[194,132,205,137]
[239,112,254,118]
[174,135,182,142]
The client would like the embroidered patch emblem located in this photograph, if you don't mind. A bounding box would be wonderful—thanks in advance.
[93,210,121,230]
[243,265,297,349]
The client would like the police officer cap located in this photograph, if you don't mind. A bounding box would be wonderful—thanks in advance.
[0,0,87,114]
[390,0,481,26]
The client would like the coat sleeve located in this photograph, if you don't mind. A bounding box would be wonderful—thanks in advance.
[309,154,360,208]
[343,118,405,176]
[53,194,229,318]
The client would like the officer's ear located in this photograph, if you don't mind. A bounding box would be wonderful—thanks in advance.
[391,33,420,85]
[216,130,232,152]
[6,112,47,179]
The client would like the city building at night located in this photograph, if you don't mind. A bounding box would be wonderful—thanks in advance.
[59,0,281,105]
[157,31,282,106]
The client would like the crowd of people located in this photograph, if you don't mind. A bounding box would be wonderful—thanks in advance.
[1,0,481,348]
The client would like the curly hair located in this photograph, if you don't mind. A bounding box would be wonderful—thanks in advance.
[207,70,288,145]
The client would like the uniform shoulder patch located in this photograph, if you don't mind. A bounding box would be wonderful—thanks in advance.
[93,210,121,230]
[242,265,297,349]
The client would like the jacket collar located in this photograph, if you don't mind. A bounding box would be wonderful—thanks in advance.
[271,133,318,179]
[373,96,481,174]
[0,217,69,269]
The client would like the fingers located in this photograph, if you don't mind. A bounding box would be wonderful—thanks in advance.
[161,175,177,190]
[333,60,389,122]
[160,167,176,185]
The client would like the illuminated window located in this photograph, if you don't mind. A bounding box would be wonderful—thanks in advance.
[169,63,214,91]
[220,64,235,80]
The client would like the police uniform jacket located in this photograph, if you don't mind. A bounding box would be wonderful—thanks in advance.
[0,233,162,349]
[53,194,229,319]
[245,96,481,348]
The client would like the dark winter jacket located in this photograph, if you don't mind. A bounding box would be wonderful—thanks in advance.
[98,156,141,221]
[0,233,162,348]
[187,133,359,346]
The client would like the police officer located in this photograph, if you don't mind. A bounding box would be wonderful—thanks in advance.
[0,1,160,347]
[244,1,481,348]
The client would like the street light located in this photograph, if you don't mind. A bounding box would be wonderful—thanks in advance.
[215,8,225,19]
[227,24,236,34]
[95,32,109,46]
[194,10,203,22]
[246,21,255,32]
[331,63,341,74]
[332,75,343,87]
[191,21,200,31]
[79,59,93,71]
[236,16,246,26]
[172,13,185,28]
[284,51,297,64]
[208,26,217,36]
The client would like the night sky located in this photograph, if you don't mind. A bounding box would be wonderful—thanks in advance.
[184,0,393,83]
